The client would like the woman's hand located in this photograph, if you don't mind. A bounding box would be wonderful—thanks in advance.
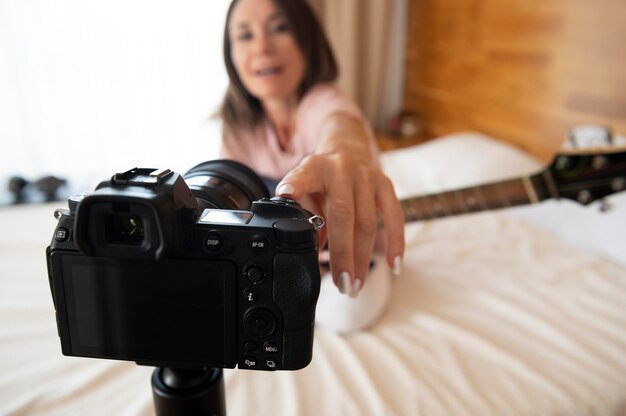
[275,149,405,297]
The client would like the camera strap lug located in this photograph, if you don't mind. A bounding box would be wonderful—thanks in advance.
[308,215,325,231]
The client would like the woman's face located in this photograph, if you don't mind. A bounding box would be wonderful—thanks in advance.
[228,0,306,105]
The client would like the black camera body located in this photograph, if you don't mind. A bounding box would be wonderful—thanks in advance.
[46,161,322,372]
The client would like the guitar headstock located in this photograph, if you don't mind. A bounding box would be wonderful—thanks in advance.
[544,148,626,206]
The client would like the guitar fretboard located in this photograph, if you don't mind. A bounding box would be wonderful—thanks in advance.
[395,148,626,223]
[401,174,553,222]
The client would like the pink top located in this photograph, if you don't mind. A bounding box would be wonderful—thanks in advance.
[220,83,379,181]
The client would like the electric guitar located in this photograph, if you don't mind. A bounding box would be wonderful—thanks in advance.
[398,147,626,223]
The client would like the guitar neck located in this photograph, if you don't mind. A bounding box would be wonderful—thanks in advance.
[401,173,556,222]
[398,148,626,223]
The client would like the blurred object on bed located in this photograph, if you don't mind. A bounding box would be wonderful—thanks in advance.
[4,174,69,206]
[1,132,625,416]
[403,0,626,161]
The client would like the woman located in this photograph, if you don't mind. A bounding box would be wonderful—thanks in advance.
[218,0,404,325]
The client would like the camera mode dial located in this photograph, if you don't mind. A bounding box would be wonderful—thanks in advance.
[250,197,305,218]
[269,196,298,205]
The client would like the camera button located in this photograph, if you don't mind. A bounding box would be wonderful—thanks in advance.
[245,266,264,284]
[204,231,223,251]
[55,227,70,242]
[244,290,257,302]
[243,357,258,368]
[265,359,278,370]
[244,341,258,353]
[248,235,268,253]
[264,342,279,354]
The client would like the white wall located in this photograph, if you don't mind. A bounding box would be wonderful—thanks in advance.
[0,0,231,202]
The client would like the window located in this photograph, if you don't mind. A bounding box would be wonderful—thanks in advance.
[0,0,231,202]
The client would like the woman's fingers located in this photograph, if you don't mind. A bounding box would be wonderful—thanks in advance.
[375,174,405,274]
[351,164,378,297]
[276,153,404,296]
[325,170,356,295]
[275,154,323,197]
[277,154,357,294]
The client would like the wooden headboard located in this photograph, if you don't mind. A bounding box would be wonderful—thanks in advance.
[403,0,626,161]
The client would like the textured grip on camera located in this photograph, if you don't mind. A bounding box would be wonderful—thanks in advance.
[273,252,320,369]
[273,252,320,329]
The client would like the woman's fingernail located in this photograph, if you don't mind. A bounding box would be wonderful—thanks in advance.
[393,256,403,276]
[350,278,362,298]
[338,272,352,295]
[276,183,294,196]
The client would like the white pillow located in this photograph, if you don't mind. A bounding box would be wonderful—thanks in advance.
[380,132,543,198]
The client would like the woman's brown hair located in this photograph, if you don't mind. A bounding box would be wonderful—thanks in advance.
[218,0,338,136]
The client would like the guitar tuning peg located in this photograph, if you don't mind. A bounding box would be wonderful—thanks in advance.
[592,156,608,170]
[599,199,612,212]
[556,155,571,170]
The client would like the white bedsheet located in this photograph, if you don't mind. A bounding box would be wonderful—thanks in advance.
[1,133,625,416]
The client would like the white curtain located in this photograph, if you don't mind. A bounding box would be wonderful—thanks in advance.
[308,0,408,130]
[0,0,231,200]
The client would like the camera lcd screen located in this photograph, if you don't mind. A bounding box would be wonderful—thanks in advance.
[56,254,236,368]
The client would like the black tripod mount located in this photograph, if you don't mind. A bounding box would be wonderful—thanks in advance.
[151,367,226,416]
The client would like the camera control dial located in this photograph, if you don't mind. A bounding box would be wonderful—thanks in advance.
[273,219,315,246]
[243,308,277,338]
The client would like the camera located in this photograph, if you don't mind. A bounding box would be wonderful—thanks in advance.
[46,160,323,371]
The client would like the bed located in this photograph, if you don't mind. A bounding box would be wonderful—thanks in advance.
[1,132,625,416]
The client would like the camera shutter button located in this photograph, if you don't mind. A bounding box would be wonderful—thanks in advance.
[273,219,315,245]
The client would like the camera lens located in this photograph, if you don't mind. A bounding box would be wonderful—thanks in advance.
[183,160,270,211]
